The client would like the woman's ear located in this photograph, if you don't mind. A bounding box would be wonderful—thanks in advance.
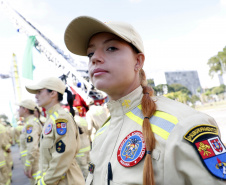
[50,90,58,98]
[135,53,145,71]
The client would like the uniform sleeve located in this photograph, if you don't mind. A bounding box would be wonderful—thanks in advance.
[164,112,226,185]
[25,122,41,170]
[40,116,80,184]
[86,111,94,141]
[1,129,11,151]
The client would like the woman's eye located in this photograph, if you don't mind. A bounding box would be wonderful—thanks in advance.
[87,52,94,58]
[107,47,118,51]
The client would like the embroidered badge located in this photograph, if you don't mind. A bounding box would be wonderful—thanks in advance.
[184,124,226,180]
[117,131,146,167]
[88,162,95,174]
[56,119,67,135]
[26,126,33,134]
[56,140,65,153]
[44,123,52,135]
[27,136,33,143]
[122,100,131,108]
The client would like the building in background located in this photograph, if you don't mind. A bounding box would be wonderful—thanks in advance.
[165,70,202,95]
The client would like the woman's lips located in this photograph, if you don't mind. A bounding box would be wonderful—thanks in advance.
[92,68,108,77]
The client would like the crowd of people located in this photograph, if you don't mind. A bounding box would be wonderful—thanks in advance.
[0,77,109,185]
[0,15,226,185]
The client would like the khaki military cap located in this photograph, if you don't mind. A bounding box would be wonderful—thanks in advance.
[26,77,66,95]
[64,16,144,56]
[17,99,37,111]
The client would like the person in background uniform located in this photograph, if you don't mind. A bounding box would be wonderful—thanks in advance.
[17,99,42,184]
[25,77,85,185]
[85,99,108,143]
[74,107,91,179]
[19,117,28,167]
[14,119,24,146]
[0,121,11,185]
[64,16,226,185]
[0,120,12,185]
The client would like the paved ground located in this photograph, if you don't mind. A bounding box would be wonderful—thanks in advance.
[11,145,29,185]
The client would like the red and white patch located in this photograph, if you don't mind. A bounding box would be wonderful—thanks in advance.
[44,123,52,135]
[117,131,146,167]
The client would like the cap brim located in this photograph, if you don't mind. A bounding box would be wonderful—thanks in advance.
[64,16,120,56]
[25,85,43,94]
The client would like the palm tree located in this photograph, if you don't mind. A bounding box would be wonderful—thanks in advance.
[208,47,226,78]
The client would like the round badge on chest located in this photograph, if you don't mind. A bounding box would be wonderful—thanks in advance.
[44,123,53,135]
[117,130,146,167]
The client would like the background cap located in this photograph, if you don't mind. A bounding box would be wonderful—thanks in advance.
[26,77,66,95]
[64,16,144,56]
[17,99,37,111]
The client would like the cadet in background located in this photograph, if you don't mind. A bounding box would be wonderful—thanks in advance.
[17,99,42,185]
[74,107,91,179]
[26,77,85,185]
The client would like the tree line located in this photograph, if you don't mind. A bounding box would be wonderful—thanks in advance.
[147,79,226,107]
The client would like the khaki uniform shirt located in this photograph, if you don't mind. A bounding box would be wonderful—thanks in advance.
[86,86,225,185]
[37,103,85,185]
[24,115,42,173]
[20,124,28,165]
[75,115,91,178]
[0,124,6,168]
[86,105,108,141]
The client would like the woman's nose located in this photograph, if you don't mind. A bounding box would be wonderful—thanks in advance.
[91,49,104,64]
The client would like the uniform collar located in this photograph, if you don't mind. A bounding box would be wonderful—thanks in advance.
[46,103,61,116]
[24,114,35,122]
[107,86,143,117]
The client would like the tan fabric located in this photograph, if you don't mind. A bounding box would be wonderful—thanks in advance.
[38,103,85,185]
[26,77,66,95]
[86,105,108,142]
[64,16,144,56]
[20,124,28,165]
[24,115,42,175]
[14,125,23,145]
[86,86,225,185]
[0,124,7,185]
[75,115,91,179]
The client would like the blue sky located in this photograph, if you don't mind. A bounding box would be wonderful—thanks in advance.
[0,0,226,119]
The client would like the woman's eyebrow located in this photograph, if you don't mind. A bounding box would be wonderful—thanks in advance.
[87,38,120,50]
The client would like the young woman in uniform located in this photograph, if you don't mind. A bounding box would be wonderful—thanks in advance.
[64,16,226,185]
[25,77,85,185]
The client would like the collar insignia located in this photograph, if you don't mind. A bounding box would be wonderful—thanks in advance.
[122,100,131,108]
[184,124,226,180]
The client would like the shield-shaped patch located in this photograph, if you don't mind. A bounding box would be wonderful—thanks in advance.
[184,124,226,180]
[56,119,67,135]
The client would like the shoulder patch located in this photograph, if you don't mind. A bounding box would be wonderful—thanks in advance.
[26,126,33,134]
[27,136,33,143]
[56,119,67,135]
[44,123,52,135]
[56,140,65,153]
[117,131,146,167]
[184,124,226,180]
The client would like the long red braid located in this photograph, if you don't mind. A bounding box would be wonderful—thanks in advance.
[140,69,156,185]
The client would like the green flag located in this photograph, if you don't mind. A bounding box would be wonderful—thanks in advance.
[22,36,36,80]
